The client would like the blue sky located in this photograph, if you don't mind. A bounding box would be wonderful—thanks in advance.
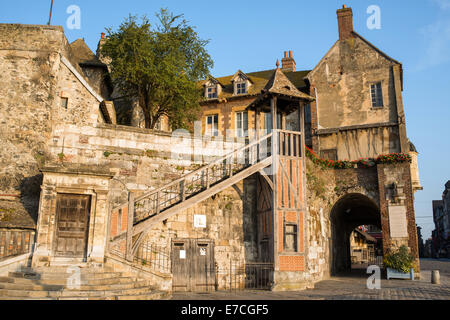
[1,0,449,240]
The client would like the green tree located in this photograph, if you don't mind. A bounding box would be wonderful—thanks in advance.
[100,9,213,129]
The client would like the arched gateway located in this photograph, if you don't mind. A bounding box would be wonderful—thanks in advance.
[330,193,381,275]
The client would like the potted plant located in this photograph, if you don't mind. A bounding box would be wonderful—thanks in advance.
[384,245,415,280]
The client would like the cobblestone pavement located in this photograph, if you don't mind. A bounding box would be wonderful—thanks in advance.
[172,259,450,300]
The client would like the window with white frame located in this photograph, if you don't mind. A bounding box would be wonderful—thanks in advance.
[265,113,282,133]
[236,82,247,95]
[206,114,219,136]
[235,111,248,137]
[207,86,217,99]
[370,82,384,108]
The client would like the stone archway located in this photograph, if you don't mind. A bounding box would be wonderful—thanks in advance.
[330,193,382,275]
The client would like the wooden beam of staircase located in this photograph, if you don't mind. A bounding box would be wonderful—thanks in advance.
[132,156,273,237]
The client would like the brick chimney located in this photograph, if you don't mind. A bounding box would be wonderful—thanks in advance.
[337,5,354,40]
[281,50,296,72]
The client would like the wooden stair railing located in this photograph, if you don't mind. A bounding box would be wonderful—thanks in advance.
[108,130,302,262]
[132,132,273,227]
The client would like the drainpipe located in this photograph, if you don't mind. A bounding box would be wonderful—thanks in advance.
[314,87,320,151]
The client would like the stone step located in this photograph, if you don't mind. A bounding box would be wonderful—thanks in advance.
[0,282,64,291]
[0,297,58,301]
[58,291,171,301]
[0,264,170,300]
[8,271,126,280]
[0,294,169,301]
[0,280,153,292]
[115,291,172,300]
[0,275,140,286]
[55,286,153,298]
[20,266,115,274]
[0,285,154,299]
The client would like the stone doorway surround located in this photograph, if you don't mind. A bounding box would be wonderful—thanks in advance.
[32,164,113,268]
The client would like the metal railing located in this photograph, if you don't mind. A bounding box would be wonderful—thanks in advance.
[133,241,171,274]
[217,262,274,291]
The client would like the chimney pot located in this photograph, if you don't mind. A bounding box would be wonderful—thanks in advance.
[281,50,296,72]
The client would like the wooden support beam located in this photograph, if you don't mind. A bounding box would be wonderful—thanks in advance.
[259,171,274,190]
[271,97,278,131]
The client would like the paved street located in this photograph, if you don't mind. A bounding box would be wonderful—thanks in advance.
[172,259,450,300]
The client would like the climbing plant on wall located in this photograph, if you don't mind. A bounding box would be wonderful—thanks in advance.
[305,146,412,170]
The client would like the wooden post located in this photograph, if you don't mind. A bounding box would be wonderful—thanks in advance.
[105,198,113,254]
[126,192,135,262]
[256,110,260,162]
[299,102,305,158]
[156,191,161,215]
[271,97,277,131]
[271,96,279,272]
[181,180,186,201]
[230,153,234,177]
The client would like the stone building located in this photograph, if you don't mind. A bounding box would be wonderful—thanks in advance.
[0,5,422,298]
[432,181,450,258]
[349,228,377,265]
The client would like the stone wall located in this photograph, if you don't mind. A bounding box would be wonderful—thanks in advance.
[41,121,256,281]
[305,157,380,281]
[307,35,408,160]
[0,24,103,229]
[377,163,420,272]
[48,123,244,203]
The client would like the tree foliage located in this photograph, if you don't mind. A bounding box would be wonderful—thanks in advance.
[100,9,213,129]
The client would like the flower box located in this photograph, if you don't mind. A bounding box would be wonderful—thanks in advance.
[386,268,415,280]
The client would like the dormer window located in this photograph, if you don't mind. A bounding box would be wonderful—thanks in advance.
[207,86,217,99]
[204,76,222,100]
[231,70,252,96]
[236,82,247,95]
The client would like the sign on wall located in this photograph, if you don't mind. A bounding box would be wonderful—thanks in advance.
[194,215,207,229]
[389,206,408,238]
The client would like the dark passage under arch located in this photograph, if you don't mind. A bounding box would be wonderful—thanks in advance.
[330,193,381,275]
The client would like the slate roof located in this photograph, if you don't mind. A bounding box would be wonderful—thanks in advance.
[263,68,314,100]
[201,68,311,102]
[70,39,107,68]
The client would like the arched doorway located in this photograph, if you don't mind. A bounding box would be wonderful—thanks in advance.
[330,193,382,275]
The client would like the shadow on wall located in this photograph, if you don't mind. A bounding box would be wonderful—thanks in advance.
[19,174,43,226]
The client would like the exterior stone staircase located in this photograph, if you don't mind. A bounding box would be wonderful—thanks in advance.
[0,265,171,300]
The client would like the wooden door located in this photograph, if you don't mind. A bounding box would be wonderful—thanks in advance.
[171,239,215,292]
[191,240,215,292]
[54,194,91,258]
[171,240,190,292]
